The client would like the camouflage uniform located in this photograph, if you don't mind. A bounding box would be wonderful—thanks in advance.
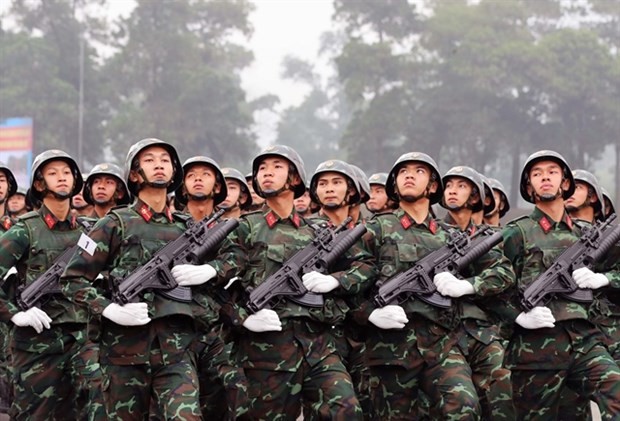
[502,207,620,420]
[0,216,15,414]
[0,205,99,420]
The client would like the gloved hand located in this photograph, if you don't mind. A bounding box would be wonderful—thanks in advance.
[302,271,340,293]
[515,306,555,330]
[102,302,151,326]
[572,267,610,290]
[171,264,217,286]
[433,272,475,297]
[368,305,409,330]
[243,309,282,332]
[10,307,52,333]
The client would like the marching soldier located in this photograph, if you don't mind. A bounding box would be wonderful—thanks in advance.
[0,162,18,231]
[484,178,511,227]
[244,172,266,213]
[600,187,615,221]
[219,167,252,220]
[366,172,397,216]
[82,163,132,218]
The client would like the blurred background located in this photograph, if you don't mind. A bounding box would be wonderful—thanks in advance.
[1,0,618,212]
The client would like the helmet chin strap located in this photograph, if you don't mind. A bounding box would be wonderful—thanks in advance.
[398,183,432,204]
[187,192,213,202]
[137,168,172,191]
[533,187,563,203]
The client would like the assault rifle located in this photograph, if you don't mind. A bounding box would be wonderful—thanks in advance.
[113,209,238,304]
[17,218,93,311]
[374,226,504,309]
[247,217,367,313]
[521,214,620,311]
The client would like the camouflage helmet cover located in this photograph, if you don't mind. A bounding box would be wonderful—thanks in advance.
[83,163,131,206]
[30,149,83,200]
[176,155,227,206]
[309,160,361,205]
[386,152,443,204]
[125,138,183,195]
[251,144,307,199]
[520,150,575,203]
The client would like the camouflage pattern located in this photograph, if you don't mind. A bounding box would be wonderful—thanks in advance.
[358,208,513,419]
[501,207,620,419]
[60,199,202,419]
[208,208,374,419]
[0,205,101,420]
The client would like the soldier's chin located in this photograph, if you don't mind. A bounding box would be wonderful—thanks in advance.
[151,180,169,189]
[190,193,208,201]
[54,191,72,199]
[295,207,308,214]
[94,198,113,206]
[261,189,279,198]
[323,203,341,210]
[539,193,557,202]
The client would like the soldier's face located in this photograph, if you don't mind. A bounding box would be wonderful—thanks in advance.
[257,157,291,194]
[367,184,388,213]
[7,194,26,213]
[220,179,241,209]
[395,163,432,198]
[91,175,120,205]
[293,191,312,213]
[444,177,476,209]
[0,172,7,200]
[492,190,504,214]
[566,181,591,211]
[247,181,265,205]
[316,172,349,207]
[134,146,174,187]
[39,160,74,198]
[527,161,569,200]
[184,164,218,199]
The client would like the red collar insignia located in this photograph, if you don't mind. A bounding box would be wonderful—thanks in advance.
[429,219,437,235]
[291,213,301,228]
[564,215,573,230]
[2,218,12,231]
[539,216,552,233]
[138,204,153,222]
[400,215,412,230]
[165,207,173,223]
[265,211,278,228]
[44,213,56,229]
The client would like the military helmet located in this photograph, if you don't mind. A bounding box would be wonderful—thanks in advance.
[125,138,183,195]
[176,156,227,206]
[0,162,18,198]
[386,152,443,204]
[30,149,83,200]
[440,166,485,212]
[520,150,575,203]
[600,187,615,218]
[83,163,131,206]
[251,144,307,199]
[478,173,497,215]
[348,164,371,204]
[12,186,28,197]
[368,172,389,187]
[309,160,361,205]
[222,167,253,210]
[488,178,511,218]
[571,169,604,217]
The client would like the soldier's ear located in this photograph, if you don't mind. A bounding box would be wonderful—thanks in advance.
[33,179,46,193]
[129,170,140,183]
[428,180,438,194]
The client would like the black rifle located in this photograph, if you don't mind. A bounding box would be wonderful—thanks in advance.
[374,226,504,309]
[17,218,93,311]
[521,214,620,311]
[247,217,368,313]
[113,209,238,304]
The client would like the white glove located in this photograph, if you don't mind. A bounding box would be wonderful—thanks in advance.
[10,307,52,333]
[102,302,151,326]
[243,309,282,332]
[368,305,409,330]
[302,271,340,293]
[515,306,555,330]
[433,272,475,297]
[171,264,217,286]
[572,267,610,290]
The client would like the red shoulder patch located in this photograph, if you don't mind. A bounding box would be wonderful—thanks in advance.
[44,213,56,229]
[429,219,437,235]
[539,216,552,233]
[138,204,153,222]
[265,211,277,228]
[400,215,412,230]
[291,213,301,228]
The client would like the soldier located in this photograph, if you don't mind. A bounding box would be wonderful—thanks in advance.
[7,188,30,219]
[356,152,480,419]
[566,170,605,223]
[293,184,314,217]
[366,172,397,216]
[501,150,620,419]
[0,162,18,230]
[60,138,203,420]
[483,178,510,227]
[244,172,266,213]
[439,165,516,419]
[348,164,371,224]
[0,150,100,420]
[600,187,615,220]
[471,173,496,227]
[83,163,132,218]
[175,156,226,222]
[219,167,252,220]
[71,177,94,217]
[179,145,365,418]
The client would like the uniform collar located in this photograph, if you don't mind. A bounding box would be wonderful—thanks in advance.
[133,198,173,223]
[397,208,438,234]
[264,209,301,229]
[442,213,477,236]
[40,204,77,229]
[532,207,573,234]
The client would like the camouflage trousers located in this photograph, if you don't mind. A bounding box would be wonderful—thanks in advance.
[458,325,515,420]
[511,340,620,420]
[101,347,200,420]
[10,323,101,421]
[368,346,480,420]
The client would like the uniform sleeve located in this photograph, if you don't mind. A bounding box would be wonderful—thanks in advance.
[0,224,31,321]
[467,242,515,297]
[207,218,249,287]
[329,229,377,297]
[60,215,120,317]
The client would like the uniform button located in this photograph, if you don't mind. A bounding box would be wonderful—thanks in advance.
[233,319,240,325]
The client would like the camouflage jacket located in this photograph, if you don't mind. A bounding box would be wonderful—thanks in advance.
[209,208,374,326]
[0,205,87,324]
